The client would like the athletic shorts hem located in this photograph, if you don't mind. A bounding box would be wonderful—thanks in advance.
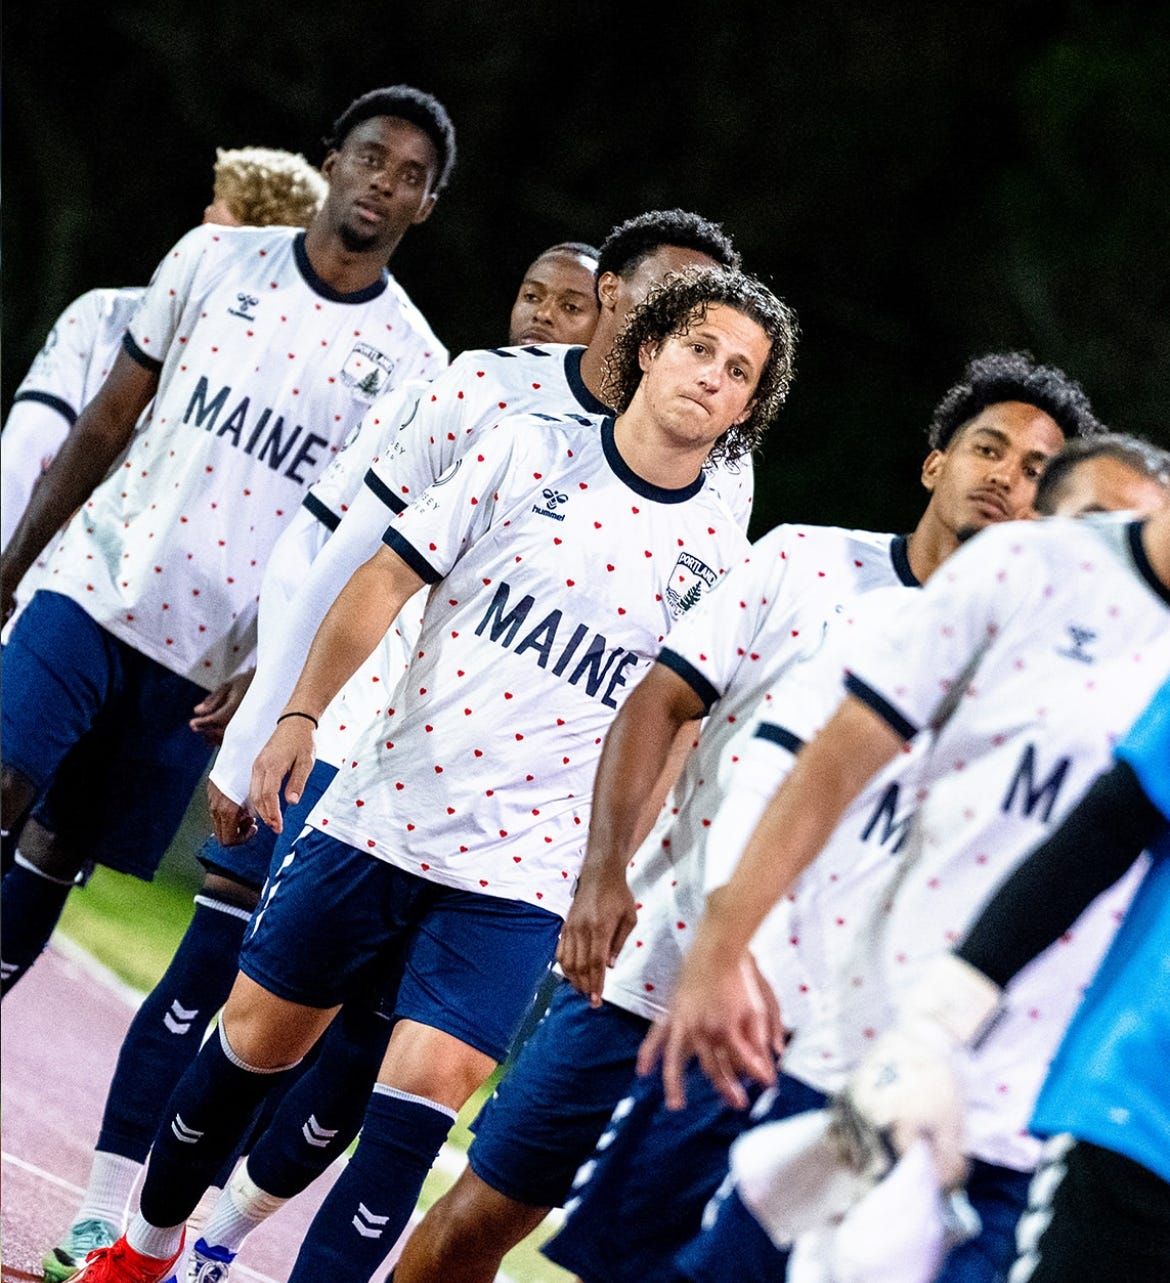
[393,994,514,1064]
[467,1146,557,1209]
[237,953,346,1011]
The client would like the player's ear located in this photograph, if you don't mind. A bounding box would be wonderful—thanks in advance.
[411,192,439,226]
[730,398,756,428]
[921,448,946,493]
[638,338,660,373]
[597,271,622,314]
[321,150,339,182]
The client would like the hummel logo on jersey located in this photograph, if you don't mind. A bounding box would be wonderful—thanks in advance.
[171,1114,204,1144]
[532,487,569,522]
[352,1203,390,1239]
[302,1114,340,1148]
[341,343,396,401]
[227,292,259,321]
[664,551,718,617]
[163,999,200,1035]
[1056,624,1097,664]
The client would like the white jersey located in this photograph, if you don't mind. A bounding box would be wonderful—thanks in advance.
[782,515,1170,1172]
[308,412,748,917]
[603,527,920,1023]
[37,224,445,689]
[3,286,144,551]
[210,341,749,807]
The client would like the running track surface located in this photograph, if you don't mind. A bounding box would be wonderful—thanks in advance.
[1,941,415,1282]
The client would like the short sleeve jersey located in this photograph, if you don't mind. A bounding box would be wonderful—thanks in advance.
[603,527,919,1023]
[308,413,749,917]
[39,224,446,689]
[784,516,1170,1172]
[1031,676,1170,1183]
[361,344,755,533]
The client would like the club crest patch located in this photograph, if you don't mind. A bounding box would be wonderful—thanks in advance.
[341,343,396,401]
[665,551,718,617]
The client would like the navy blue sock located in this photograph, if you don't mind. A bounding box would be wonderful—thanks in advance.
[247,1003,393,1199]
[0,855,74,994]
[286,1086,454,1282]
[138,1022,294,1229]
[97,896,251,1161]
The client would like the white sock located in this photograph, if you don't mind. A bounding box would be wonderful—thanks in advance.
[200,1161,289,1253]
[188,1185,222,1238]
[125,1211,184,1260]
[76,1151,143,1231]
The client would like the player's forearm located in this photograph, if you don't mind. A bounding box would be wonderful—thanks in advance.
[282,548,421,722]
[958,760,1164,989]
[705,696,902,956]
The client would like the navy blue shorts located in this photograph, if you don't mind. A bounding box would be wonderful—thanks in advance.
[544,1063,825,1283]
[238,827,562,1063]
[3,591,214,879]
[198,760,339,891]
[468,978,650,1207]
[672,1148,1031,1283]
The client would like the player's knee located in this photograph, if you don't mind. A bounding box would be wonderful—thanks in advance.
[1,764,38,838]
[200,870,260,912]
[221,973,333,1070]
[13,815,85,881]
[379,1019,496,1114]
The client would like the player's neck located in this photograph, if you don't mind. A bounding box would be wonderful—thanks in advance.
[611,409,708,491]
[577,320,618,404]
[904,509,959,583]
[301,225,395,294]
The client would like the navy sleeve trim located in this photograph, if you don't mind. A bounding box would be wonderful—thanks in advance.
[1127,521,1170,607]
[301,491,340,532]
[753,723,805,755]
[844,672,918,741]
[657,648,720,713]
[11,390,78,426]
[364,468,407,515]
[122,330,162,373]
[564,346,610,416]
[889,534,920,587]
[382,525,441,584]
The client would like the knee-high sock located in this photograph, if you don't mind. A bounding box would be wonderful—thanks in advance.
[0,853,74,994]
[138,1022,296,1231]
[96,896,251,1162]
[286,1086,454,1282]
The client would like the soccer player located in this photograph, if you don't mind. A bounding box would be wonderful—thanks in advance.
[1032,430,1170,517]
[0,83,454,1002]
[38,239,601,1283]
[614,505,1170,1283]
[1,146,327,552]
[508,241,601,347]
[392,353,1101,1283]
[71,266,796,1283]
[827,669,1170,1282]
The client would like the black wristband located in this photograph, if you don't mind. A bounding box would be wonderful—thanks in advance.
[277,710,319,729]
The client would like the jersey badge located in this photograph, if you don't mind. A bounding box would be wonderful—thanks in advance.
[341,343,397,401]
[665,551,718,617]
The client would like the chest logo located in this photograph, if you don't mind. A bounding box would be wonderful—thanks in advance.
[532,487,569,522]
[227,292,260,322]
[341,343,396,401]
[665,551,718,617]
[1056,623,1097,665]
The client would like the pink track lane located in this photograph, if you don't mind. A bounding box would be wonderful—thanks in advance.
[1,945,407,1282]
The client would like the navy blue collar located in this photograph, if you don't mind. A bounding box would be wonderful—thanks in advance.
[890,534,920,586]
[293,232,389,304]
[601,417,705,504]
[1127,520,1170,607]
[564,347,610,417]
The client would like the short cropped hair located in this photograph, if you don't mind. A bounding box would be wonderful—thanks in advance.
[602,267,798,466]
[1035,432,1170,515]
[324,86,456,192]
[539,241,601,262]
[212,148,327,228]
[927,351,1103,451]
[597,210,740,284]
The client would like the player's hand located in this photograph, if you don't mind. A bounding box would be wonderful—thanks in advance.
[207,778,258,847]
[189,669,256,745]
[251,716,317,834]
[557,864,638,1007]
[637,931,778,1112]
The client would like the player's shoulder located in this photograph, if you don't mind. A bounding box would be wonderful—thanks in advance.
[379,271,447,355]
[751,521,896,565]
[450,342,576,394]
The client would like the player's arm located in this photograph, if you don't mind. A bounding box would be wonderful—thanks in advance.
[558,664,705,1006]
[1,348,157,617]
[249,541,424,830]
[645,694,904,1108]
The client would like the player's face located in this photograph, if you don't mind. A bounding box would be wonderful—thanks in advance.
[321,116,439,255]
[603,245,722,330]
[923,401,1066,540]
[1050,456,1169,517]
[508,252,600,346]
[636,303,770,448]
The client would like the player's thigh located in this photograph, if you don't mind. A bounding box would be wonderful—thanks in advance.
[468,978,649,1209]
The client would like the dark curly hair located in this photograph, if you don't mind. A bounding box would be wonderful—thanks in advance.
[1035,432,1170,515]
[324,86,456,192]
[597,210,740,285]
[601,267,798,466]
[928,351,1103,451]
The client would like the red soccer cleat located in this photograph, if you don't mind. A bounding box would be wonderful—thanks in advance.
[71,1232,185,1283]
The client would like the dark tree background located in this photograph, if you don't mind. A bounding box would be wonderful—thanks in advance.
[5,0,1168,537]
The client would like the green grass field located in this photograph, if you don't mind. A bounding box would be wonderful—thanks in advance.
[56,812,571,1282]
